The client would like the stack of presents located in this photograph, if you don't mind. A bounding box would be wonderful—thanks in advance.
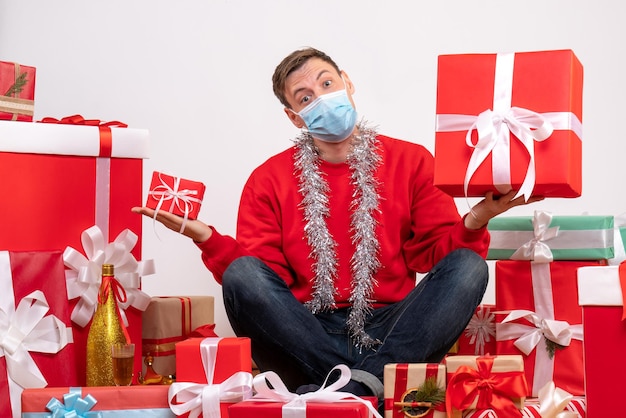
[1,48,623,417]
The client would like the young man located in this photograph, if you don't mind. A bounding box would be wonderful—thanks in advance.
[133,47,541,401]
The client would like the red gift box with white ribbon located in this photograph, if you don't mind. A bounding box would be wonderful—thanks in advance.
[495,260,604,397]
[434,49,583,200]
[170,337,253,417]
[0,250,77,418]
[146,171,206,228]
[229,365,381,418]
[0,116,150,385]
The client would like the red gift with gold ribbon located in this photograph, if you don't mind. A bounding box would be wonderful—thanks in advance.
[0,60,36,121]
[444,355,528,418]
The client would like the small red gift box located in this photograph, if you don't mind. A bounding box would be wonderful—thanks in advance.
[456,304,497,356]
[0,60,36,121]
[577,263,626,418]
[21,385,174,417]
[229,398,378,418]
[171,337,252,417]
[434,49,583,199]
[146,171,206,221]
[0,251,78,418]
[494,260,605,397]
[445,355,528,418]
[142,296,215,377]
[0,117,150,386]
[175,337,252,383]
[383,363,446,418]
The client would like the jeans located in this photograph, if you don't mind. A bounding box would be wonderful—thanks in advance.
[222,248,488,391]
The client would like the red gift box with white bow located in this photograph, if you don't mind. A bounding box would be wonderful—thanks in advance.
[494,260,604,397]
[0,117,151,385]
[0,250,77,418]
[434,49,583,199]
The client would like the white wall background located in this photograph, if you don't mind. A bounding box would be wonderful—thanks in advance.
[1,0,624,337]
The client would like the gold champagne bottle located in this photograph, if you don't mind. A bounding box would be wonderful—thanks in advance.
[86,263,130,386]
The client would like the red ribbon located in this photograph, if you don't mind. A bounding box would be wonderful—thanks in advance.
[38,114,128,157]
[446,356,528,417]
[619,261,626,321]
[97,275,132,344]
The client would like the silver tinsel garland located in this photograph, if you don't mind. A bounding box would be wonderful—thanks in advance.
[294,121,382,349]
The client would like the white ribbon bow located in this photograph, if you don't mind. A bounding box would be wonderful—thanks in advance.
[149,173,203,234]
[463,306,496,355]
[537,381,578,418]
[496,309,582,356]
[463,106,553,201]
[251,364,382,418]
[510,210,560,262]
[168,371,253,418]
[63,225,155,327]
[0,288,73,417]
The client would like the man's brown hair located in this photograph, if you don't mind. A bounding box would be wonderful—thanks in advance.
[272,47,341,108]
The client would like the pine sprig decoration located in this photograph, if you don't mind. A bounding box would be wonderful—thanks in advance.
[411,377,446,405]
[396,377,447,417]
[545,337,566,359]
[4,72,28,96]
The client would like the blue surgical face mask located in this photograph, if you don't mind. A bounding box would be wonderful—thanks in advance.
[296,82,357,143]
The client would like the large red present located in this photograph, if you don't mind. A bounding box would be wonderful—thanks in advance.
[146,171,206,229]
[0,60,36,121]
[434,49,583,199]
[445,355,528,418]
[0,117,150,386]
[21,385,175,417]
[170,337,253,417]
[229,365,381,418]
[456,304,497,356]
[0,251,77,418]
[383,363,446,418]
[142,296,215,377]
[577,262,626,418]
[495,260,604,397]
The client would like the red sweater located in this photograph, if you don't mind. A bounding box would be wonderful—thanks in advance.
[197,135,489,307]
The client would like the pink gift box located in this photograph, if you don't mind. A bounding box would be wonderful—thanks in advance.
[0,251,78,418]
[21,385,174,417]
[146,171,206,220]
[578,263,626,418]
